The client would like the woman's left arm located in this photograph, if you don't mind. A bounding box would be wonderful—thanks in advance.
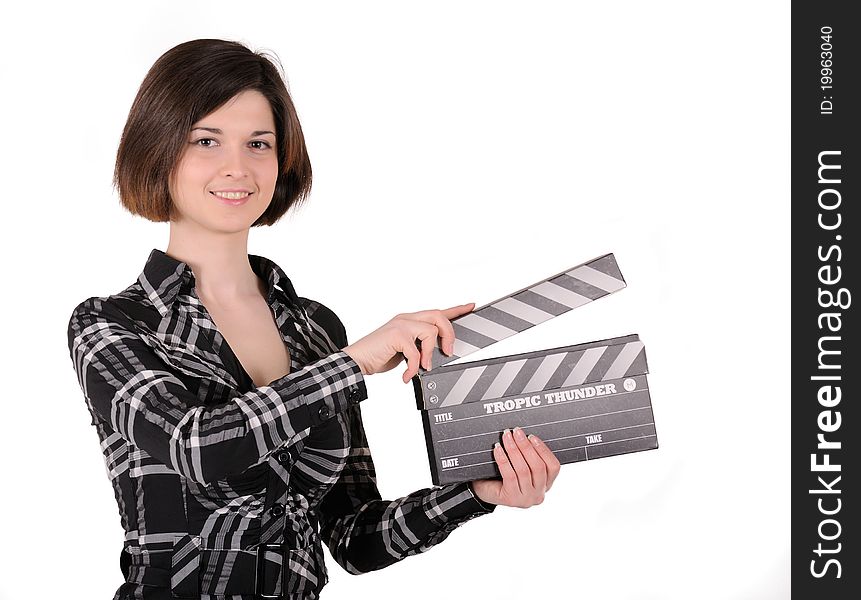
[316,402,495,574]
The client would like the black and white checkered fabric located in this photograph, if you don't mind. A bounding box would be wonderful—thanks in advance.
[67,248,494,599]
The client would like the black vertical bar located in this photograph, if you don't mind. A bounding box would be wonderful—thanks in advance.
[792,2,858,597]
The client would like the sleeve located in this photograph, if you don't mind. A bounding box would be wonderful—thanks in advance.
[66,296,368,485]
[317,403,496,574]
[311,303,496,575]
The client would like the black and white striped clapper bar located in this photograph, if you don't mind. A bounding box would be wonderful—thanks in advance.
[412,253,657,485]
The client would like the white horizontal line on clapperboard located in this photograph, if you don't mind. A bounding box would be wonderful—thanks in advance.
[440,434,659,471]
[432,386,649,425]
[438,421,657,461]
[568,434,658,460]
[436,405,653,444]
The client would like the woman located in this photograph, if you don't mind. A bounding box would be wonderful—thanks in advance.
[67,39,561,600]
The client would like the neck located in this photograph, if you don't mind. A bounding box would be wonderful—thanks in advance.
[165,224,264,306]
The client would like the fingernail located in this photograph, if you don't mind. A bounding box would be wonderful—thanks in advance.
[513,426,526,440]
[528,434,541,446]
[503,428,512,440]
[494,442,501,450]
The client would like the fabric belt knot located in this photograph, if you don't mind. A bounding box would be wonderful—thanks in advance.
[120,532,323,598]
[170,534,202,597]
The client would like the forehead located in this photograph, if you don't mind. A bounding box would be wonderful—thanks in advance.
[192,90,275,132]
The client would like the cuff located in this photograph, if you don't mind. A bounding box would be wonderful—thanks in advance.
[289,350,367,426]
[422,481,497,531]
[465,481,498,512]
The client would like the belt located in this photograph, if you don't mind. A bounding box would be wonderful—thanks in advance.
[121,537,324,599]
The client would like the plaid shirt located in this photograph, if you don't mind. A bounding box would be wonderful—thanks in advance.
[67,248,496,600]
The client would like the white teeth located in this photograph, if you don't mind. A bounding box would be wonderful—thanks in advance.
[212,191,251,200]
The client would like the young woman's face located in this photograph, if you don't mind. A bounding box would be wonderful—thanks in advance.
[169,89,279,232]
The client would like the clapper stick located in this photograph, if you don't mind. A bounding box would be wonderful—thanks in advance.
[421,253,627,373]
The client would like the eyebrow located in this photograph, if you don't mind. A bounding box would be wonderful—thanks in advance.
[191,127,275,137]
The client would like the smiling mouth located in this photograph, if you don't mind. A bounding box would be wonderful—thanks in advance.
[211,191,252,205]
[211,191,252,199]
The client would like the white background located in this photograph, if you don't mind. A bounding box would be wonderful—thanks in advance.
[0,1,789,599]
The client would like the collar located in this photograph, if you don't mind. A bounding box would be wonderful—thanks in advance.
[138,248,301,316]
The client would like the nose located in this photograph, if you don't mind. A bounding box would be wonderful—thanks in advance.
[220,144,250,179]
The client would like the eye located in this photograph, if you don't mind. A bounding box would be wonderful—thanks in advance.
[191,138,272,150]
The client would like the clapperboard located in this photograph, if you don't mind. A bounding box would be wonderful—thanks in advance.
[412,253,657,485]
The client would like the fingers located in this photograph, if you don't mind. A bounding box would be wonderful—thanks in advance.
[440,302,475,319]
[401,320,443,381]
[500,428,535,502]
[440,302,475,351]
[394,303,476,382]
[419,334,436,370]
[496,428,559,508]
[528,434,562,491]
[512,427,547,493]
[430,311,458,357]
[408,303,474,357]
[493,441,520,498]
[411,321,441,373]
[400,336,421,383]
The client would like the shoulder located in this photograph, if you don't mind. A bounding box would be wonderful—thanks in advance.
[68,295,124,329]
[66,296,126,363]
[296,296,349,347]
[68,281,150,328]
[67,283,155,351]
[67,294,134,341]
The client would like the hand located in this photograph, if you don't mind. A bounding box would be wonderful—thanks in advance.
[470,428,561,508]
[343,303,475,383]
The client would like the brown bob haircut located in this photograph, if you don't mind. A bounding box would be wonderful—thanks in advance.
[114,39,312,226]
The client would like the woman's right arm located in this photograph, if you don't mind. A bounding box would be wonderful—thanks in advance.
[66,297,366,486]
